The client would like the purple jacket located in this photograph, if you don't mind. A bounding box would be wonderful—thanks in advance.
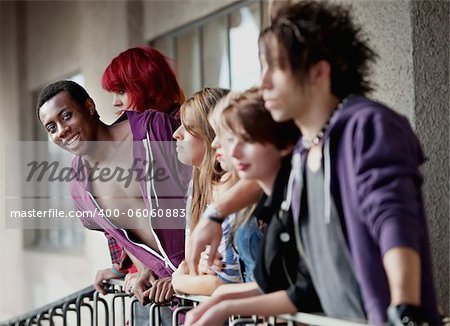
[293,96,440,324]
[70,109,190,278]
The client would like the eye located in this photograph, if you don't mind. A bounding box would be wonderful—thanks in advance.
[62,111,72,121]
[184,124,197,135]
[46,123,56,134]
[118,90,125,95]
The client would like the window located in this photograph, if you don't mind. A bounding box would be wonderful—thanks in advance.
[151,0,267,97]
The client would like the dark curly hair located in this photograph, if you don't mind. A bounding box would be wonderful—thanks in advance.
[36,80,91,122]
[260,0,377,99]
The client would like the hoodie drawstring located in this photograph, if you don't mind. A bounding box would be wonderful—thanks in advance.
[323,138,332,224]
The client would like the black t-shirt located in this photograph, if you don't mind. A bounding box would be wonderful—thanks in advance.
[253,156,322,313]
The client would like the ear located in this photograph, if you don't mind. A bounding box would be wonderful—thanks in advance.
[85,98,96,116]
[309,60,331,86]
[279,145,294,157]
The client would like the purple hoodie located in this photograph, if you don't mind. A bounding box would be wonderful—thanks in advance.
[291,96,440,324]
[70,109,191,278]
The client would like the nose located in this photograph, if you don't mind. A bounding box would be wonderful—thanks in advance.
[57,122,70,139]
[230,138,241,159]
[112,93,121,107]
[260,66,272,90]
[173,125,184,140]
[211,136,220,150]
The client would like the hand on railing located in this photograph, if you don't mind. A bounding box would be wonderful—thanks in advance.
[94,266,125,295]
[124,272,138,295]
[143,276,175,304]
[199,248,223,275]
[187,211,223,275]
[128,269,157,305]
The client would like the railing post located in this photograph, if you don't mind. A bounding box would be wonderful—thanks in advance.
[171,306,192,326]
[111,293,130,326]
[129,299,139,326]
[81,302,94,326]
[149,303,159,326]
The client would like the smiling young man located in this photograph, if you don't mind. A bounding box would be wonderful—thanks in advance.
[37,80,190,324]
[256,1,441,325]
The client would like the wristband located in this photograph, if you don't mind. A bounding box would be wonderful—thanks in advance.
[207,215,225,224]
[111,265,127,278]
[202,205,224,224]
[387,304,428,326]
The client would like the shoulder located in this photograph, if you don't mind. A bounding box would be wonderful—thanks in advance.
[333,96,412,132]
[335,97,422,157]
[127,109,181,140]
[337,96,408,131]
[332,98,426,177]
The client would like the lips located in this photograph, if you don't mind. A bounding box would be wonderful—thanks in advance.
[236,163,250,171]
[176,144,185,154]
[264,98,277,110]
[65,133,80,147]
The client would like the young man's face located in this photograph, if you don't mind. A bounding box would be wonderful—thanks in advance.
[39,91,98,156]
[259,36,311,123]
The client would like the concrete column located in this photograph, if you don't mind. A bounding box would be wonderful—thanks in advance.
[0,1,25,319]
[411,0,449,314]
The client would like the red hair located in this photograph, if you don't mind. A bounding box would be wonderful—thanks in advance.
[102,46,184,113]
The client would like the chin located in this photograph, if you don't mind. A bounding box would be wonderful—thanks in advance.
[237,171,251,179]
[269,110,289,122]
[178,154,194,166]
[57,143,83,156]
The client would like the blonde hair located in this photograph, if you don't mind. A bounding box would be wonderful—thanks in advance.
[208,91,240,135]
[180,87,230,228]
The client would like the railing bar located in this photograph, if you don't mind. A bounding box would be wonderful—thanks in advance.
[171,306,192,326]
[98,298,109,326]
[112,296,116,326]
[130,299,139,326]
[75,295,82,326]
[81,303,94,326]
[120,296,126,326]
[93,292,100,326]
[277,313,367,326]
[229,318,256,326]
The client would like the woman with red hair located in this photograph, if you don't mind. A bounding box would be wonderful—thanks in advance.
[102,45,184,114]
[94,47,189,325]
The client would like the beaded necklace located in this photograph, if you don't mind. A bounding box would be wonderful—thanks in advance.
[301,97,348,149]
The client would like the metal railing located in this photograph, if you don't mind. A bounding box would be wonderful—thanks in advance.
[3,280,447,326]
[1,281,118,326]
[1,285,97,326]
[173,294,368,326]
